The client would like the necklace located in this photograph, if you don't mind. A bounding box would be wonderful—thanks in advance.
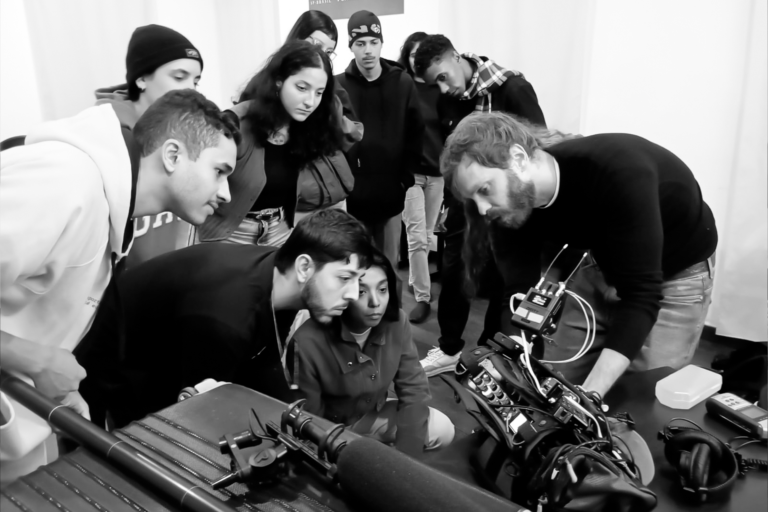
[267,126,289,145]
[272,290,297,389]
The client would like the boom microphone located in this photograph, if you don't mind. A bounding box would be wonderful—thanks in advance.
[335,437,530,512]
[0,370,237,512]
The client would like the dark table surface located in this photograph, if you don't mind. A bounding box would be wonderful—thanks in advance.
[604,366,768,512]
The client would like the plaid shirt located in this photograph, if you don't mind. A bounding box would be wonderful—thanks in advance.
[461,53,521,112]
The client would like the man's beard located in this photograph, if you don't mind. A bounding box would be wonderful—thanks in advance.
[301,275,333,325]
[486,174,535,229]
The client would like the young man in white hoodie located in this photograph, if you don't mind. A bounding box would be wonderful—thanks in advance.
[0,88,239,483]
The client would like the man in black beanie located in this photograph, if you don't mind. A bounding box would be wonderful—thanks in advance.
[97,24,204,128]
[95,24,204,267]
[336,11,424,279]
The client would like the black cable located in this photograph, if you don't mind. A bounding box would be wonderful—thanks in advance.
[669,417,704,430]
[731,439,763,451]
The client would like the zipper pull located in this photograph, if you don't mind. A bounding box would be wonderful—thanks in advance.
[537,495,548,512]
[550,468,559,480]
[357,159,361,167]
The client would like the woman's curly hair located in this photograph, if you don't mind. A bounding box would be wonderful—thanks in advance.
[240,41,342,169]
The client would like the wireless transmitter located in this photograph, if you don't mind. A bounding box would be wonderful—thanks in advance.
[511,245,587,337]
[510,279,565,334]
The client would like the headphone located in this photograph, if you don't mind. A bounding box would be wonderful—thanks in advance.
[658,418,739,502]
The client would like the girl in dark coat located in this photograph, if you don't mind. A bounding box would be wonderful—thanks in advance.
[292,247,455,456]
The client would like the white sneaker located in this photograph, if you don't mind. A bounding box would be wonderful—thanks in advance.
[420,347,461,377]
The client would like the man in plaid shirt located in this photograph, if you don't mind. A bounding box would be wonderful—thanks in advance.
[413,34,546,377]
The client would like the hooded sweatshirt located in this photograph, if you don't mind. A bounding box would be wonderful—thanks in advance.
[94,84,190,266]
[336,58,424,222]
[0,104,133,479]
[94,84,141,129]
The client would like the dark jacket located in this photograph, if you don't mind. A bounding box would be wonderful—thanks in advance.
[201,85,363,239]
[75,244,298,428]
[294,310,431,455]
[296,83,363,212]
[437,59,546,140]
[336,59,424,222]
[198,100,276,241]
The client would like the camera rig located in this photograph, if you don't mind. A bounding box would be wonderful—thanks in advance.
[212,400,347,489]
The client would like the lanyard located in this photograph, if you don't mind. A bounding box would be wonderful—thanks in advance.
[272,291,298,390]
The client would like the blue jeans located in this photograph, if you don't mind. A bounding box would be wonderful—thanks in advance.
[402,174,444,303]
[543,254,716,384]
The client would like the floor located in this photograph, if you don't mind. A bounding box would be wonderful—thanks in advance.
[394,263,759,477]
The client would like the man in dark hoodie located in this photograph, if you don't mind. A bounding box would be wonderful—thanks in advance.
[335,11,424,272]
[95,24,204,267]
[412,34,547,377]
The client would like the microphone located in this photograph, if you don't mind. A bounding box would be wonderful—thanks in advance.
[335,437,530,512]
[0,370,237,512]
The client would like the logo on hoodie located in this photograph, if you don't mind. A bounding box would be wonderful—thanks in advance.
[186,49,200,59]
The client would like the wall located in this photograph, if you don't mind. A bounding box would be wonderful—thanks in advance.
[277,0,440,73]
[0,0,43,140]
[0,0,280,141]
[581,0,767,340]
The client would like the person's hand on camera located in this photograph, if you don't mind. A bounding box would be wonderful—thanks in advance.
[30,346,87,401]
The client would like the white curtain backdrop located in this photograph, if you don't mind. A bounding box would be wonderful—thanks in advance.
[2,0,765,341]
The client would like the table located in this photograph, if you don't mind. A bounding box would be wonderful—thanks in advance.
[604,367,767,512]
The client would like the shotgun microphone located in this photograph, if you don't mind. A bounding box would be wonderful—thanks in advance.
[335,437,530,512]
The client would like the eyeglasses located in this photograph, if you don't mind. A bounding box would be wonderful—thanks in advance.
[308,36,336,61]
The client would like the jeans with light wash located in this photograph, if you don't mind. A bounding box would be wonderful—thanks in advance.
[226,207,292,247]
[191,207,292,248]
[363,215,403,271]
[542,254,716,385]
[402,175,444,303]
[363,215,404,301]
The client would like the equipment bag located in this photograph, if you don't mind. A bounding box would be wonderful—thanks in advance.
[297,152,355,212]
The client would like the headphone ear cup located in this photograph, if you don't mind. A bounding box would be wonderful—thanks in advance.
[688,443,712,490]
[663,429,739,500]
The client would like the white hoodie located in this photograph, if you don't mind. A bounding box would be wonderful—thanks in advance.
[0,104,133,480]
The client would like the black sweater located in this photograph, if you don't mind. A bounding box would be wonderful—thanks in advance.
[491,133,717,361]
[75,245,298,427]
[336,59,424,222]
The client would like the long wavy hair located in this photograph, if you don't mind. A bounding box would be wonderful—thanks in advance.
[440,112,581,295]
[397,31,429,77]
[239,41,342,169]
[285,10,338,45]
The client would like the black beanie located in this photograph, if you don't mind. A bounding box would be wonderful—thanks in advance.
[348,10,383,47]
[125,24,203,86]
